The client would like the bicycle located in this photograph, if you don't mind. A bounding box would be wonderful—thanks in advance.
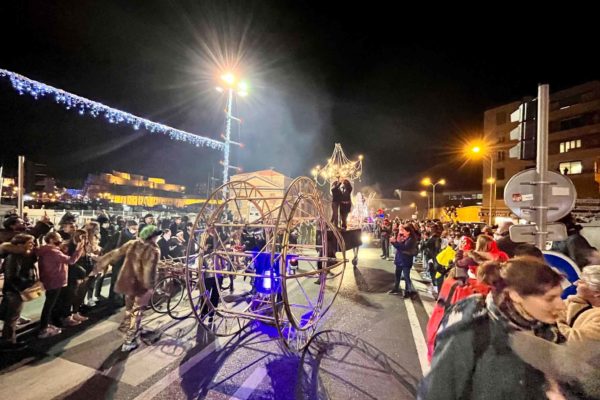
[151,256,198,320]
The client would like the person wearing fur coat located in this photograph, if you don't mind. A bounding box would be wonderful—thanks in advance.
[96,225,161,352]
[557,265,600,342]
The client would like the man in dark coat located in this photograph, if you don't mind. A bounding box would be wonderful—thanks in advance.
[330,178,343,228]
[138,213,155,233]
[57,213,77,241]
[339,179,353,230]
[551,213,597,269]
[157,229,171,259]
[0,214,53,244]
[494,221,520,258]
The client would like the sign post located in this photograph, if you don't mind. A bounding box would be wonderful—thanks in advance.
[504,84,578,250]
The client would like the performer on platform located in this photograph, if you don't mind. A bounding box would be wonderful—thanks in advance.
[330,177,343,228]
[339,179,353,230]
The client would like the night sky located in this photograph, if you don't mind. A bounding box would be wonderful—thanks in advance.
[1,2,597,196]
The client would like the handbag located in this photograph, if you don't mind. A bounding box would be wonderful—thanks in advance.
[20,280,45,302]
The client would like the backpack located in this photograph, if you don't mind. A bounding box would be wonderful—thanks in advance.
[426,277,491,362]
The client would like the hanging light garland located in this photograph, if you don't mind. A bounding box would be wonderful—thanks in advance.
[0,68,225,151]
[311,143,363,186]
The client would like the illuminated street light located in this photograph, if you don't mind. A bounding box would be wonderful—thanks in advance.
[221,73,236,86]
[465,140,496,226]
[217,71,248,198]
[421,178,445,219]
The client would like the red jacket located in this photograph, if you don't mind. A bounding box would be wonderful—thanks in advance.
[36,245,83,290]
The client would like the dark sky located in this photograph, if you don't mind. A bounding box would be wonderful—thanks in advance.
[1,1,598,196]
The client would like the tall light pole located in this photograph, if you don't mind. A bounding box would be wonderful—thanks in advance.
[410,202,418,219]
[421,178,445,220]
[420,190,429,219]
[216,73,247,198]
[469,144,495,226]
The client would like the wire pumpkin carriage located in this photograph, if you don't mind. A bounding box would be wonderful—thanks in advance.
[184,177,347,351]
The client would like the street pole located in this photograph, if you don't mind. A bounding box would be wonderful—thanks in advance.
[535,84,550,250]
[488,155,494,226]
[222,87,234,199]
[18,155,25,216]
[432,185,436,219]
[0,164,3,206]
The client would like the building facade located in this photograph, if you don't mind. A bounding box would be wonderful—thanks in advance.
[83,171,207,208]
[482,81,600,223]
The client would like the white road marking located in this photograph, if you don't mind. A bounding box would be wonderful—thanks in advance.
[132,336,228,400]
[228,366,268,400]
[404,298,430,375]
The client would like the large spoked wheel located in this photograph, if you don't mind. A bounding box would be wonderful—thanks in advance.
[272,177,346,352]
[185,180,275,336]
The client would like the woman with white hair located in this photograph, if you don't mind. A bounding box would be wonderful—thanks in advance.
[558,265,600,342]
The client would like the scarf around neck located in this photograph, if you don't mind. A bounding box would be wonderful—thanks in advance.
[486,292,565,344]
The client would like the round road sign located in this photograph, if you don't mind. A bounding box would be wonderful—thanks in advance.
[504,169,576,222]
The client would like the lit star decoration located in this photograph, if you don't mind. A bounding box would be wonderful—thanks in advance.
[0,68,225,151]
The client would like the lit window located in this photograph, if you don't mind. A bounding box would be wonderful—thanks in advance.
[559,161,583,175]
[559,139,582,153]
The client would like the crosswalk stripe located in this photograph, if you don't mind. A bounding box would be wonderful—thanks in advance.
[228,366,268,400]
[132,336,229,400]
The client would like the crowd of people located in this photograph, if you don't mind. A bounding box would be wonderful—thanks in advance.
[370,214,600,399]
[0,211,198,352]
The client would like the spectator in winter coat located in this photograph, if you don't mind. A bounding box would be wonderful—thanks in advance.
[0,214,53,244]
[35,232,85,338]
[0,234,37,349]
[157,229,172,259]
[494,221,521,258]
[389,223,419,298]
[380,218,392,260]
[169,230,186,259]
[557,265,600,342]
[420,257,567,400]
[57,213,77,241]
[551,213,597,270]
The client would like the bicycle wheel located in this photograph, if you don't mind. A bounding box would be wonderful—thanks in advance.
[167,278,195,320]
[151,277,178,314]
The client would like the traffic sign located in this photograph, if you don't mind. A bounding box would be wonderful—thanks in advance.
[509,223,567,244]
[543,250,582,299]
[504,169,576,222]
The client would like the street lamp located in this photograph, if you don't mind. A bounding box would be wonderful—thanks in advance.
[421,178,445,219]
[467,142,495,226]
[409,202,418,219]
[216,72,248,197]
[420,190,429,218]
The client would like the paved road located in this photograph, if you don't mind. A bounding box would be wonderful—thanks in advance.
[0,247,434,400]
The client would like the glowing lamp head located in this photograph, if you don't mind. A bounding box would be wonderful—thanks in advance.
[221,73,236,86]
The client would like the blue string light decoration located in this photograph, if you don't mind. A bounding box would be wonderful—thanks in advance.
[0,68,225,151]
